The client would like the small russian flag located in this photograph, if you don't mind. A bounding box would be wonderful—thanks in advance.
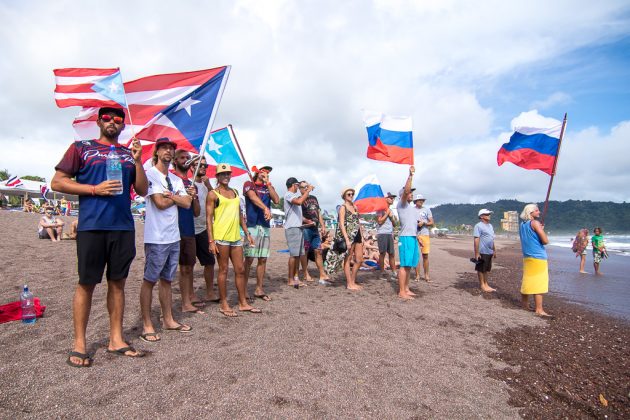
[353,174,388,214]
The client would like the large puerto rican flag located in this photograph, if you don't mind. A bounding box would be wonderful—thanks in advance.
[497,123,562,175]
[363,110,414,165]
[353,174,388,214]
[67,67,230,162]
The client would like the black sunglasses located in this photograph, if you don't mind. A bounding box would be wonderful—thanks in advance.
[165,176,173,192]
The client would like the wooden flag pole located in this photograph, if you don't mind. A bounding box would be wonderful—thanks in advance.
[541,113,568,224]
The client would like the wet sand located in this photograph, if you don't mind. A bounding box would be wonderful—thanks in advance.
[0,211,627,418]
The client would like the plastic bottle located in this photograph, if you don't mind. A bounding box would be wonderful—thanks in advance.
[21,285,36,324]
[106,145,123,195]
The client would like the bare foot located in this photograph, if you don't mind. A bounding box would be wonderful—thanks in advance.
[219,307,238,317]
[579,271,588,274]
[535,311,553,318]
[347,283,363,290]
[424,277,432,283]
[406,289,417,296]
[398,293,415,300]
[203,293,219,302]
[481,287,496,292]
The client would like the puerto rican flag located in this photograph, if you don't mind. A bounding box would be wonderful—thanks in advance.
[5,176,24,188]
[53,68,127,108]
[200,126,248,178]
[68,66,230,164]
[363,110,414,165]
[353,174,388,214]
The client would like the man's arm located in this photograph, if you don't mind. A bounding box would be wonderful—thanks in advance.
[51,170,122,197]
[245,188,271,221]
[473,237,480,259]
[376,209,391,225]
[290,186,313,205]
[130,139,149,196]
[400,166,415,206]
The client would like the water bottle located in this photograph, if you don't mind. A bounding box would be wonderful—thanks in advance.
[106,145,123,195]
[20,285,36,324]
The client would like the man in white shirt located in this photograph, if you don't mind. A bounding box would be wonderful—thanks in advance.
[139,138,194,343]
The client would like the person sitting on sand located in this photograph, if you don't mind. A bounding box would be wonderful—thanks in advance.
[572,228,589,273]
[206,163,260,316]
[518,203,551,317]
[394,166,419,300]
[38,207,65,242]
[23,198,35,213]
[591,227,607,275]
[473,209,496,292]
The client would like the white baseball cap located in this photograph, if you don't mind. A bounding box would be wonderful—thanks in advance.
[413,193,425,202]
[478,208,493,217]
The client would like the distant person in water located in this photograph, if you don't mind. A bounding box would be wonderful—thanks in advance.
[518,203,551,317]
[572,228,589,274]
[591,227,607,275]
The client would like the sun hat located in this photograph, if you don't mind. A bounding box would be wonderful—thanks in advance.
[478,208,493,217]
[341,187,355,198]
[413,193,425,202]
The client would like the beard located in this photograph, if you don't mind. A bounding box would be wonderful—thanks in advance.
[101,125,121,140]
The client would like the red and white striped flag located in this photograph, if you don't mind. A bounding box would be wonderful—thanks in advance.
[53,68,127,109]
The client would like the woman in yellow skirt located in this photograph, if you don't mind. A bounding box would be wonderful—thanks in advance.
[518,203,551,317]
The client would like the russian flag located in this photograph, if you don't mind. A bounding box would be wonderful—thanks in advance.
[363,110,414,165]
[353,174,387,214]
[497,124,562,175]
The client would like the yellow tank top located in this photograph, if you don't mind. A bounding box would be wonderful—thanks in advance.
[212,188,241,242]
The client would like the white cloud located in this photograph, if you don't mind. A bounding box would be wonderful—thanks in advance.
[531,92,572,110]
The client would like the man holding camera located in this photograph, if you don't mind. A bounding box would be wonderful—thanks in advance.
[473,209,496,292]
[299,181,330,285]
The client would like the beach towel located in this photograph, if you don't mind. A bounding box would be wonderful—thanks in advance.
[0,298,46,324]
[520,258,549,295]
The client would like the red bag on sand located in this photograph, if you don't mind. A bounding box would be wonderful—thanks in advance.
[0,298,46,324]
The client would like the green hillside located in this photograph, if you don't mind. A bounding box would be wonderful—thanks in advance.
[431,200,630,233]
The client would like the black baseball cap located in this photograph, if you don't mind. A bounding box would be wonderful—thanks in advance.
[286,177,299,188]
[98,107,126,120]
[154,137,177,150]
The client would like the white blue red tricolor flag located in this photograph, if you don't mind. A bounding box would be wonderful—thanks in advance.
[58,67,231,163]
[353,174,387,214]
[363,110,414,165]
[202,126,248,178]
[5,176,23,188]
[497,123,562,175]
[53,68,127,108]
[40,184,50,200]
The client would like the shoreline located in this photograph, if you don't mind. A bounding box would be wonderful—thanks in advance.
[0,211,628,418]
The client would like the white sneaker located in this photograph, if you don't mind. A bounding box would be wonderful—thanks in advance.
[318,279,331,286]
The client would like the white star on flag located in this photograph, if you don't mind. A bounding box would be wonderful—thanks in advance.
[107,80,121,94]
[176,97,201,116]
[206,135,222,155]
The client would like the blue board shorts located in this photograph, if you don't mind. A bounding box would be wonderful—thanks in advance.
[144,242,180,282]
[398,236,419,267]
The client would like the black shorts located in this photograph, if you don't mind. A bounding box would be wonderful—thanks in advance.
[475,254,493,273]
[353,230,362,244]
[76,230,136,285]
[195,230,216,266]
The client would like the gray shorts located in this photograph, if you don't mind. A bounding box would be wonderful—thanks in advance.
[377,234,395,255]
[144,242,180,282]
[285,227,304,257]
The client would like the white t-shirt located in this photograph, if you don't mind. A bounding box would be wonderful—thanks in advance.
[193,180,210,235]
[144,166,186,244]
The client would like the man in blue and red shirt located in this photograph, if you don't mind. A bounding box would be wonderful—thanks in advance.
[52,107,149,367]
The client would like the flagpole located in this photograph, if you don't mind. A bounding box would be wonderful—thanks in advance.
[227,124,254,183]
[192,66,232,181]
[541,113,568,224]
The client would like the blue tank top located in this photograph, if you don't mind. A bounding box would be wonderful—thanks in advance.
[519,221,547,260]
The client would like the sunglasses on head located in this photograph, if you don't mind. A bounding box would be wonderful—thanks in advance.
[100,114,124,124]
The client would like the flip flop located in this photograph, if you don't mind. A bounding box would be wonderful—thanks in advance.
[239,307,262,314]
[183,308,206,315]
[203,298,221,303]
[219,308,238,317]
[139,332,161,343]
[106,346,145,358]
[191,301,205,308]
[66,351,92,368]
[164,324,193,333]
[254,294,271,301]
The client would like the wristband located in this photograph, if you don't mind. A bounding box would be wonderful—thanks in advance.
[208,239,215,243]
[91,185,96,196]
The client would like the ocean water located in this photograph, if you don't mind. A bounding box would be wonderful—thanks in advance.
[545,245,630,321]
[548,234,630,257]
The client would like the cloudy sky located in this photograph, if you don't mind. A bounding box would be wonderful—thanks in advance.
[1,0,629,210]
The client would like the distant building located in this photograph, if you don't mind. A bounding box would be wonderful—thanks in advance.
[501,211,518,232]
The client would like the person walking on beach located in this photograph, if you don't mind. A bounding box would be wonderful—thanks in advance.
[413,194,433,282]
[395,166,419,299]
[52,107,149,367]
[591,227,607,275]
[172,149,203,314]
[206,163,260,316]
[284,177,312,287]
[243,165,280,300]
[140,138,194,343]
[572,228,589,274]
[299,180,331,285]
[375,192,397,280]
[518,203,551,317]
[191,157,218,302]
[473,209,496,292]
[324,187,364,290]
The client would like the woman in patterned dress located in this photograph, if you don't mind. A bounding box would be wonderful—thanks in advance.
[324,187,364,290]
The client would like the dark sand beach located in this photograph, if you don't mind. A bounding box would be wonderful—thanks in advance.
[1,211,628,418]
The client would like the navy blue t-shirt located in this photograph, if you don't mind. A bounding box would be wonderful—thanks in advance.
[243,181,271,228]
[55,140,136,231]
[174,173,195,238]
